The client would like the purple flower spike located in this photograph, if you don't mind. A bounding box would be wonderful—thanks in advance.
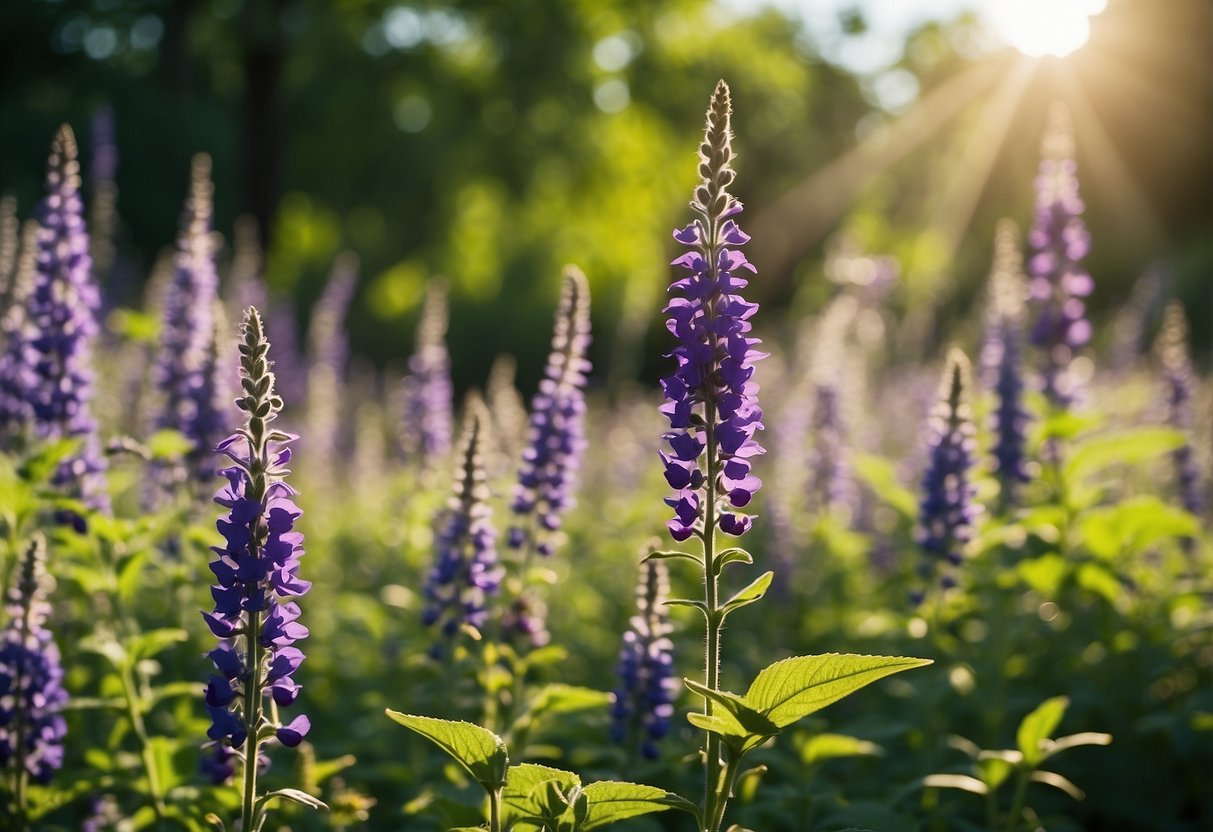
[0,536,68,786]
[610,555,677,761]
[1155,303,1204,523]
[154,155,227,483]
[305,252,359,475]
[914,350,978,603]
[1027,103,1092,410]
[201,307,310,781]
[508,267,592,558]
[88,103,120,292]
[400,280,454,468]
[981,220,1031,511]
[422,396,504,652]
[660,81,765,542]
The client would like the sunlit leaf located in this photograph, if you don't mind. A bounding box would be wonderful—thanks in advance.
[1016,696,1068,766]
[385,711,509,790]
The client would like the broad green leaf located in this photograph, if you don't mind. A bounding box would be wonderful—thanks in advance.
[853,453,917,518]
[1016,696,1068,765]
[262,788,329,811]
[525,684,612,718]
[580,781,694,830]
[1016,553,1067,596]
[1076,562,1124,605]
[798,733,882,766]
[977,756,1016,791]
[685,679,779,737]
[713,547,753,575]
[501,763,581,829]
[745,654,932,728]
[720,571,774,617]
[1066,427,1184,481]
[385,711,509,789]
[1080,497,1199,560]
[643,549,703,566]
[664,598,709,618]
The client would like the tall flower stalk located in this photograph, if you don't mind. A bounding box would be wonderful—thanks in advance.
[659,81,765,832]
[982,220,1030,512]
[1027,103,1092,412]
[305,252,358,478]
[202,307,315,828]
[1155,303,1203,522]
[399,280,454,469]
[913,349,978,605]
[507,266,592,559]
[0,535,67,824]
[609,556,676,762]
[88,104,120,295]
[421,395,503,653]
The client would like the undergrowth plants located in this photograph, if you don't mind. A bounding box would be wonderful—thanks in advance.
[0,75,1207,832]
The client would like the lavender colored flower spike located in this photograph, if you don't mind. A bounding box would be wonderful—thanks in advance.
[226,215,267,320]
[1109,266,1165,374]
[88,104,119,289]
[609,554,677,761]
[806,297,857,517]
[422,395,504,650]
[1027,103,1093,410]
[400,280,454,467]
[154,154,222,480]
[305,252,359,475]
[202,307,310,782]
[486,353,528,473]
[981,219,1031,510]
[913,350,978,604]
[0,220,40,441]
[1155,303,1204,519]
[661,80,766,542]
[27,126,108,516]
[0,535,68,786]
[508,266,592,557]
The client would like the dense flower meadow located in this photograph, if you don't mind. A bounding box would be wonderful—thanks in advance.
[0,81,1209,832]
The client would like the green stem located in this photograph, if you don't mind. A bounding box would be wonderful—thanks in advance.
[702,403,725,832]
[241,609,263,831]
[1002,770,1030,832]
[118,662,167,819]
[489,787,502,832]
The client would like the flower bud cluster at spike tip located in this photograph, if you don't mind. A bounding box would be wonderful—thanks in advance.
[155,154,224,480]
[981,220,1030,509]
[400,280,454,467]
[508,266,592,557]
[0,535,68,785]
[422,397,503,651]
[29,126,108,517]
[610,556,676,760]
[202,307,310,782]
[913,350,978,604]
[661,81,766,541]
[1027,103,1093,410]
[1155,303,1204,519]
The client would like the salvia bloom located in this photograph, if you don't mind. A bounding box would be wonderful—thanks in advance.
[305,252,359,475]
[400,280,454,467]
[21,126,107,516]
[202,307,311,783]
[981,219,1031,510]
[1155,303,1204,519]
[913,350,978,604]
[0,535,68,785]
[508,266,592,557]
[154,154,223,480]
[805,297,857,517]
[422,397,504,648]
[609,557,677,760]
[661,80,765,542]
[1027,103,1093,410]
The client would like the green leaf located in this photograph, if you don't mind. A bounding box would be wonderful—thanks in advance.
[977,756,1016,791]
[745,654,932,728]
[853,454,917,518]
[1016,696,1068,766]
[920,773,989,796]
[663,598,709,618]
[642,549,703,566]
[127,628,189,662]
[1065,427,1184,481]
[720,571,773,617]
[713,547,753,575]
[385,711,509,789]
[798,733,882,766]
[579,781,692,830]
[684,679,779,738]
[146,429,196,461]
[262,788,330,811]
[1040,731,1111,761]
[501,763,581,829]
[1030,770,1085,800]
[525,684,612,718]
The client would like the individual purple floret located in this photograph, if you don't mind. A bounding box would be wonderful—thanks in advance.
[422,397,504,650]
[982,220,1030,511]
[508,267,592,557]
[400,280,454,468]
[305,252,359,474]
[913,350,978,604]
[1026,103,1093,411]
[609,556,677,761]
[154,155,224,481]
[660,80,766,542]
[21,126,108,518]
[1155,303,1204,520]
[0,535,68,786]
[202,307,311,785]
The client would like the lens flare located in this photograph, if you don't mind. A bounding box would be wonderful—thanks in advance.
[990,0,1106,58]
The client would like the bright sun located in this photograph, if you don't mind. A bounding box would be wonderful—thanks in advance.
[988,0,1107,58]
